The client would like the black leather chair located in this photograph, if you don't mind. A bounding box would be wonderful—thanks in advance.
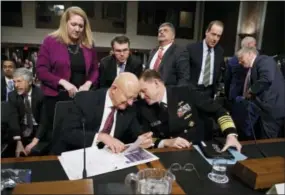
[50,101,75,154]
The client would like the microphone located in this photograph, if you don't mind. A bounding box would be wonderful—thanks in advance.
[238,97,268,158]
[73,92,88,178]
[82,117,87,178]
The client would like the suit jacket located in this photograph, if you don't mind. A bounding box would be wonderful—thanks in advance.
[99,55,143,88]
[187,42,225,96]
[54,89,143,154]
[224,56,248,100]
[249,55,285,119]
[146,44,190,86]
[136,86,237,146]
[8,85,46,139]
[1,76,7,102]
[36,36,99,96]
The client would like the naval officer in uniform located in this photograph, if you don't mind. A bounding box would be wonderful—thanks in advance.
[136,69,241,152]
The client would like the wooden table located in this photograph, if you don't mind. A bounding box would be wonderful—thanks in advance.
[2,138,285,194]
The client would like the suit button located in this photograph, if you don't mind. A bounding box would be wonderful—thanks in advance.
[184,130,188,133]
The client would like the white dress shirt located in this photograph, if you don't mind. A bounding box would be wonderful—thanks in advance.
[198,40,215,85]
[92,90,118,146]
[149,42,173,70]
[157,89,168,148]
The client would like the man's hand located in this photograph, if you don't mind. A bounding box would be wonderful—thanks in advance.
[16,141,27,157]
[164,137,192,149]
[221,134,242,152]
[138,132,153,148]
[24,138,39,155]
[97,133,125,153]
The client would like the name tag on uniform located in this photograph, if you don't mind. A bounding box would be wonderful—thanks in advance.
[150,120,162,127]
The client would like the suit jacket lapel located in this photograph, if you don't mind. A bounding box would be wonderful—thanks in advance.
[159,44,175,72]
[147,48,158,69]
[109,56,117,79]
[198,43,204,73]
[82,47,92,75]
[124,57,132,72]
[114,110,124,138]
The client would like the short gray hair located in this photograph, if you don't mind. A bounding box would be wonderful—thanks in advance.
[236,47,258,58]
[241,36,256,48]
[13,68,33,83]
[159,22,176,35]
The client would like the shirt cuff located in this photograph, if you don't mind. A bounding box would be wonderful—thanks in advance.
[227,133,238,137]
[157,140,165,148]
[92,133,99,147]
[13,136,21,141]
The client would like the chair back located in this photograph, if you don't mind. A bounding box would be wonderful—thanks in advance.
[51,101,75,146]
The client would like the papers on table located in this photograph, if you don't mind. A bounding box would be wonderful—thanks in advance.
[193,145,248,165]
[267,183,285,194]
[58,146,158,180]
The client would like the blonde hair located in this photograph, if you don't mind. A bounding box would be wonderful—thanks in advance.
[49,6,94,48]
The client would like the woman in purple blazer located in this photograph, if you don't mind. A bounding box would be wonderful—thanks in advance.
[36,6,99,136]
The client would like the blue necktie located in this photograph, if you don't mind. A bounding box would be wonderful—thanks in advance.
[6,80,14,101]
[119,63,125,74]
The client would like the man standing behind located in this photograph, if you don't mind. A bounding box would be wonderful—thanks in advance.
[99,35,143,88]
[1,60,16,102]
[146,22,190,86]
[187,20,225,98]
[237,47,285,138]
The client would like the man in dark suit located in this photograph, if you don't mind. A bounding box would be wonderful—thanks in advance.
[53,72,153,154]
[145,22,190,86]
[187,20,225,98]
[237,47,285,138]
[99,35,143,88]
[7,68,47,157]
[136,70,242,151]
[1,60,16,102]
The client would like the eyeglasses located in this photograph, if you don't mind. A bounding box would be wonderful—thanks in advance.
[168,163,201,180]
[114,48,129,54]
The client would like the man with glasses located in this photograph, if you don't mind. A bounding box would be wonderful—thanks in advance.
[99,35,143,89]
[53,72,153,154]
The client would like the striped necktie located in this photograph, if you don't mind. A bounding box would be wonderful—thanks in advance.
[203,48,212,87]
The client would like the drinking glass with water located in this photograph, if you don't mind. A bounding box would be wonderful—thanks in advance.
[208,158,229,184]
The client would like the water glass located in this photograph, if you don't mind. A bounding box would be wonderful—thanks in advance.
[208,158,229,184]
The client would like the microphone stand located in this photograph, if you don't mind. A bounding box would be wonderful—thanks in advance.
[82,118,87,178]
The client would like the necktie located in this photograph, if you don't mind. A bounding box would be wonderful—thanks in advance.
[243,69,251,97]
[203,48,212,87]
[118,63,125,74]
[153,47,164,71]
[23,95,33,137]
[6,80,14,101]
[101,107,116,135]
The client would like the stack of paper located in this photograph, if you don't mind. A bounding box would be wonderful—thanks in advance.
[58,145,159,180]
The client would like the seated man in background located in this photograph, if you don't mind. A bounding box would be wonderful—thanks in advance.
[136,70,241,152]
[53,72,153,155]
[7,68,47,157]
[99,35,143,89]
[237,47,285,139]
[1,59,16,102]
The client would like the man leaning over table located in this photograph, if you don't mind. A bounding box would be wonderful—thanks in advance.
[136,69,242,152]
[52,72,153,155]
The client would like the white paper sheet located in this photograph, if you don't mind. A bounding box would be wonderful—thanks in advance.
[58,146,159,180]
